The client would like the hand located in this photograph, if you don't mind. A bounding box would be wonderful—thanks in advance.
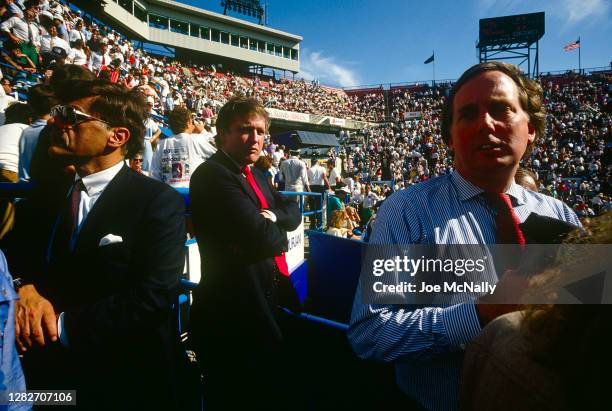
[476,269,528,326]
[193,120,205,133]
[260,211,273,220]
[15,285,58,351]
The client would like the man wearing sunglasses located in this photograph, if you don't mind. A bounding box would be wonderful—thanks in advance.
[5,79,192,409]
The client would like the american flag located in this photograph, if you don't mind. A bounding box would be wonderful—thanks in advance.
[564,39,580,52]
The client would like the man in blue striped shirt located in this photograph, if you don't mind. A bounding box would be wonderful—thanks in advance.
[348,62,580,411]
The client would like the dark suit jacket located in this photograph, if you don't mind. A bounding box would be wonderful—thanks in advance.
[188,150,302,360]
[4,165,188,410]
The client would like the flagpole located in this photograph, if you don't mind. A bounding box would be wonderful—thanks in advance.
[432,51,435,86]
[578,37,581,74]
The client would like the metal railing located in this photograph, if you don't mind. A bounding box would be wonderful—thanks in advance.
[279,190,326,230]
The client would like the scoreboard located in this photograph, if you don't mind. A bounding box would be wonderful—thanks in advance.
[478,12,545,46]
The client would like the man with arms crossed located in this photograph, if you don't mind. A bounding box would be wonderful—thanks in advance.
[348,62,580,410]
[189,97,302,410]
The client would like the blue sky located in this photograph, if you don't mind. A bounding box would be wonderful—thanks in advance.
[179,0,611,87]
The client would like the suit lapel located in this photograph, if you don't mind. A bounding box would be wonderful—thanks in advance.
[73,165,131,254]
[213,151,261,207]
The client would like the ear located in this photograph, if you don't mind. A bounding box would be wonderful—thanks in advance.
[107,127,130,149]
[527,122,536,144]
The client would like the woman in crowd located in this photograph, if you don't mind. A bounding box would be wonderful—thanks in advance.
[461,213,611,410]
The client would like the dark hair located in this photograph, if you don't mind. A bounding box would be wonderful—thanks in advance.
[167,106,192,134]
[441,61,545,157]
[55,79,147,158]
[27,84,57,117]
[216,96,269,137]
[4,102,34,124]
[49,64,95,93]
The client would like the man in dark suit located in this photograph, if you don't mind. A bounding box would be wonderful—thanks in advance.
[4,80,190,410]
[189,97,302,409]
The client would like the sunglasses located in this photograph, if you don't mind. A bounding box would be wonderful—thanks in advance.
[50,105,110,129]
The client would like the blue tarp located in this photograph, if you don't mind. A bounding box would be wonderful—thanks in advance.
[272,130,339,149]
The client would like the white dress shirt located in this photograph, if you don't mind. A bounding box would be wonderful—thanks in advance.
[57,160,125,346]
[0,16,41,46]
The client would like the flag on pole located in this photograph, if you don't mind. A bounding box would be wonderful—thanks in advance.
[563,38,580,52]
[424,53,434,64]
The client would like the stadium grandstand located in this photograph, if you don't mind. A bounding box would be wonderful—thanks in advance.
[0,0,610,410]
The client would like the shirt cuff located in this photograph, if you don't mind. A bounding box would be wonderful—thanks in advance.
[261,209,277,222]
[57,312,69,347]
[441,303,482,350]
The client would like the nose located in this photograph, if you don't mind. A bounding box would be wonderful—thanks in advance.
[478,110,496,135]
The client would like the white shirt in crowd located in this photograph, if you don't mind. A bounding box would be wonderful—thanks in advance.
[18,118,47,181]
[151,132,216,188]
[280,156,309,192]
[69,47,88,65]
[40,34,70,54]
[89,51,112,72]
[1,16,41,46]
[308,163,327,186]
[328,167,340,187]
[362,191,381,209]
[0,122,28,173]
[69,28,87,43]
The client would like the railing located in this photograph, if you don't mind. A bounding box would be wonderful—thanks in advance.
[279,191,326,230]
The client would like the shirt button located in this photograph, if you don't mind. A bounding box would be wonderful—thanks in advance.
[459,343,466,350]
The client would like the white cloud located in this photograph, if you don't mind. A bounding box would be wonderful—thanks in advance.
[557,0,609,26]
[478,0,609,27]
[297,49,360,87]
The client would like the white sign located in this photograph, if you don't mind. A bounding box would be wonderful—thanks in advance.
[285,222,305,272]
[329,117,346,126]
[403,111,422,119]
[266,108,311,123]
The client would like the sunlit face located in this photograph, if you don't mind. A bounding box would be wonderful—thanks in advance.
[449,70,535,182]
[219,113,266,167]
[48,97,113,163]
[130,154,143,173]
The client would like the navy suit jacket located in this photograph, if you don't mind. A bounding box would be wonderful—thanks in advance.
[188,150,302,360]
[4,165,188,409]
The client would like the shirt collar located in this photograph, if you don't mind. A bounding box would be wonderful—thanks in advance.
[451,170,526,206]
[77,160,124,198]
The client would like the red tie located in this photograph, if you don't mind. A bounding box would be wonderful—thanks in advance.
[242,165,290,276]
[484,192,526,245]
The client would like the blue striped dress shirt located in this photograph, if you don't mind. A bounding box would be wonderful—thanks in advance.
[348,171,580,411]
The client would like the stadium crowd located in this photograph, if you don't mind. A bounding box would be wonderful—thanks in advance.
[0,1,611,410]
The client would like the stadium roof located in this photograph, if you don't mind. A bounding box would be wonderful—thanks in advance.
[148,0,303,42]
[272,130,339,149]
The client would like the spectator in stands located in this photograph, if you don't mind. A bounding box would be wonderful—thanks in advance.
[280,149,310,198]
[40,22,70,67]
[308,157,331,227]
[142,96,160,172]
[1,3,41,68]
[0,102,33,239]
[359,183,381,226]
[6,79,191,409]
[88,41,110,73]
[326,209,350,238]
[0,40,37,73]
[151,106,215,187]
[68,19,88,46]
[326,158,341,189]
[68,38,87,66]
[254,154,274,187]
[348,62,582,411]
[0,77,16,125]
[129,151,145,175]
[189,96,302,410]
[515,167,539,192]
[18,84,56,181]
